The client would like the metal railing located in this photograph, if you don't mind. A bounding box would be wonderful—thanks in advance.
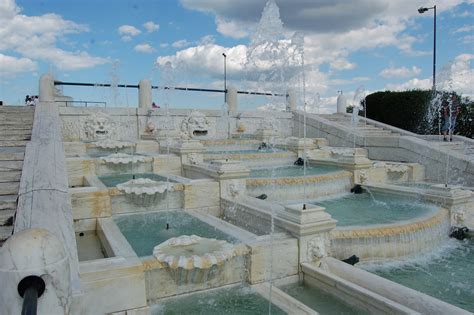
[54,80,288,97]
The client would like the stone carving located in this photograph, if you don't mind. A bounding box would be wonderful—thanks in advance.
[101,153,146,164]
[228,180,245,198]
[144,121,156,135]
[153,235,245,284]
[188,153,199,165]
[307,236,327,261]
[358,170,368,183]
[180,110,210,139]
[84,111,116,141]
[236,122,246,133]
[452,210,466,225]
[117,178,174,206]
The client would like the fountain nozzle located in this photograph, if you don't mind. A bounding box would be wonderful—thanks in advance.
[166,223,170,230]
[303,204,306,210]
[132,175,136,180]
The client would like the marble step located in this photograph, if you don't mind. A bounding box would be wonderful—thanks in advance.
[0,195,17,211]
[0,171,21,182]
[0,160,23,171]
[0,210,15,225]
[0,147,25,160]
[0,106,35,112]
[0,226,13,244]
[0,182,20,195]
[0,125,33,131]
[0,141,29,148]
[0,134,31,141]
[1,130,32,137]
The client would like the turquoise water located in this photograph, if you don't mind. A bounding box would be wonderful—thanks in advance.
[308,192,437,226]
[280,282,368,314]
[365,239,474,312]
[99,173,169,187]
[250,165,342,178]
[114,211,238,256]
[151,286,286,315]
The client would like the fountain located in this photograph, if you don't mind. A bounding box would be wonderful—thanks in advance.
[116,178,174,206]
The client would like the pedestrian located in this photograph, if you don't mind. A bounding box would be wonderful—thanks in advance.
[152,102,160,109]
[441,94,461,141]
[33,96,39,106]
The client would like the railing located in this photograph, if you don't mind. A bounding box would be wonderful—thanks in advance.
[56,100,107,108]
[54,80,288,97]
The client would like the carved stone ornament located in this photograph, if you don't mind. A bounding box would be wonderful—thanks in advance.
[84,111,116,141]
[307,236,327,261]
[180,110,210,139]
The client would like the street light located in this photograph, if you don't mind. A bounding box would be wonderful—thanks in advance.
[222,53,227,103]
[418,5,437,93]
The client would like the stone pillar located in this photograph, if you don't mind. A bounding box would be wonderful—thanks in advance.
[277,203,337,263]
[226,86,238,113]
[138,79,152,109]
[336,91,347,114]
[286,88,297,111]
[0,229,72,314]
[39,74,55,102]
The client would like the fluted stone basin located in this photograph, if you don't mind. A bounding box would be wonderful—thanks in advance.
[116,178,173,206]
[153,235,246,285]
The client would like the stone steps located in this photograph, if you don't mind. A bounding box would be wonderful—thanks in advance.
[0,171,21,182]
[0,161,23,171]
[0,226,13,245]
[0,182,20,195]
[0,148,25,161]
[0,210,15,225]
[1,130,32,136]
[0,134,31,141]
[0,195,17,211]
[0,140,30,147]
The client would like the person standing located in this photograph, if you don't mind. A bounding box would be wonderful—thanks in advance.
[441,94,461,141]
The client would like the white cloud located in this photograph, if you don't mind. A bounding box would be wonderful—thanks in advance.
[215,17,249,39]
[385,54,474,97]
[143,21,159,33]
[453,24,474,33]
[134,43,154,53]
[160,43,169,48]
[0,0,107,71]
[380,65,421,78]
[0,53,37,74]
[199,35,215,45]
[118,25,141,41]
[172,39,191,48]
[330,59,357,71]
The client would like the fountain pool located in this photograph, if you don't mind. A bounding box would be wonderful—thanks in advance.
[363,238,474,312]
[250,164,342,178]
[280,282,368,314]
[151,285,285,315]
[308,191,439,226]
[99,173,171,187]
[114,211,239,256]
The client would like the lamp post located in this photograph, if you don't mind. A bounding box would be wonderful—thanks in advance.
[418,5,437,93]
[222,53,227,103]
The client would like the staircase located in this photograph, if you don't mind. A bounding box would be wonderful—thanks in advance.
[319,113,400,137]
[0,106,34,245]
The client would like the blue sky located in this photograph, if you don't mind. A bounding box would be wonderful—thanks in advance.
[0,0,472,112]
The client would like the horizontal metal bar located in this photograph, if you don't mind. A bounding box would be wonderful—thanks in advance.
[54,81,139,88]
[54,81,288,97]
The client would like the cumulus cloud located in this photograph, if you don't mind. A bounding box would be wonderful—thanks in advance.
[134,43,154,53]
[385,54,473,97]
[380,65,421,78]
[118,25,141,41]
[143,21,159,32]
[0,0,107,71]
[172,39,191,48]
[453,24,474,33]
[0,53,37,74]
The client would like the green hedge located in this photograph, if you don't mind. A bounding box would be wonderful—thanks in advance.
[364,90,473,138]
